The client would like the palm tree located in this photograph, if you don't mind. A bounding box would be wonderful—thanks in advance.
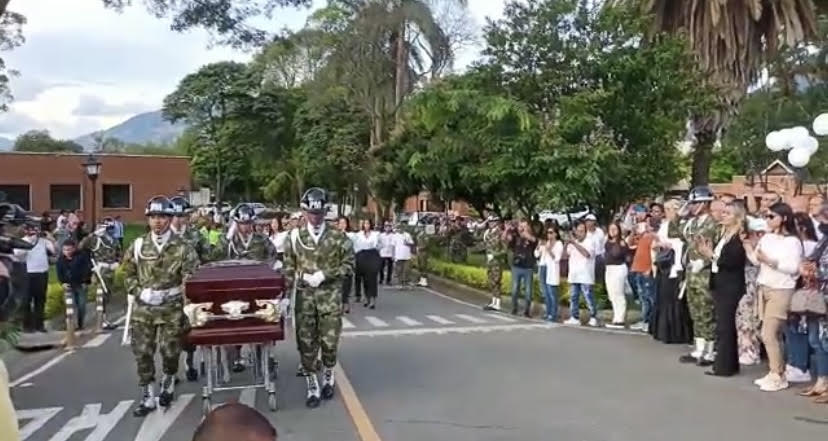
[328,0,467,152]
[610,0,821,185]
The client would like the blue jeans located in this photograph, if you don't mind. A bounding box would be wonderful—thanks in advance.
[786,320,810,372]
[538,266,558,319]
[631,272,655,324]
[70,284,87,329]
[569,283,596,319]
[808,319,828,377]
[510,266,533,312]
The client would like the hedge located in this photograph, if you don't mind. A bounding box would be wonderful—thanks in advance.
[427,258,610,310]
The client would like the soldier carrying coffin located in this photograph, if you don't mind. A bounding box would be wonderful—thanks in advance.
[122,196,199,417]
[284,187,354,408]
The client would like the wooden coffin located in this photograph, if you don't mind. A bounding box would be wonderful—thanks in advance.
[185,260,286,345]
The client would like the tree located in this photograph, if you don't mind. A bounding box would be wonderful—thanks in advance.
[100,0,312,47]
[0,6,25,111]
[163,61,256,202]
[609,0,821,186]
[387,78,541,216]
[13,129,83,153]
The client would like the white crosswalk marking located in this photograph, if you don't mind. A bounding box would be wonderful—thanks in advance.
[364,316,389,327]
[425,315,454,325]
[455,314,487,324]
[17,407,62,440]
[48,400,132,441]
[396,316,423,326]
[83,334,110,348]
[134,394,195,441]
[341,317,355,329]
[486,313,517,322]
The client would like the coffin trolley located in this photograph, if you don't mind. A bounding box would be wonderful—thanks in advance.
[184,260,286,415]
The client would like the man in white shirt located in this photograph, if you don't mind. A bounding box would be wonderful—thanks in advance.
[378,223,395,285]
[20,223,55,332]
[392,226,414,286]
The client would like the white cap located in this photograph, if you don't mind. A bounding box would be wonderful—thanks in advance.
[585,214,597,221]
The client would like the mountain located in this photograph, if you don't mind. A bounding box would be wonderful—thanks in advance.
[0,136,13,151]
[74,111,187,150]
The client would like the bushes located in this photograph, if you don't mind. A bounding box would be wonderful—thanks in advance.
[427,258,610,310]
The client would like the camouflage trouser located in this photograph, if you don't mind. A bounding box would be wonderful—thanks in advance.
[295,285,342,373]
[91,267,116,312]
[687,270,714,340]
[449,243,467,263]
[487,264,503,298]
[130,300,188,386]
[416,251,428,276]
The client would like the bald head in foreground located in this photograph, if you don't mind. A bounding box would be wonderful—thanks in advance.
[192,403,277,441]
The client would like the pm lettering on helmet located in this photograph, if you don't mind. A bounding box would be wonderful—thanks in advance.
[150,202,164,212]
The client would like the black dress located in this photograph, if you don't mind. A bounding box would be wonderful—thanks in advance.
[651,221,694,344]
[709,234,746,376]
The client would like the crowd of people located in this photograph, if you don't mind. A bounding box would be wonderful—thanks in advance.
[473,187,828,401]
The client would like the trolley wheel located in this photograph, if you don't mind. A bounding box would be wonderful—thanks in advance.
[267,393,277,411]
[202,398,212,416]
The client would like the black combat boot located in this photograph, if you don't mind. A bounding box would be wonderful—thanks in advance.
[305,374,321,408]
[321,367,336,400]
[158,375,176,408]
[133,384,157,417]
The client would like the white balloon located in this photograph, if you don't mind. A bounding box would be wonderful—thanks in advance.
[801,136,819,154]
[791,126,810,139]
[776,128,795,150]
[765,131,786,151]
[788,147,811,168]
[814,113,828,136]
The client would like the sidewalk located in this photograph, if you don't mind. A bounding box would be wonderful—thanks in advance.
[427,273,643,325]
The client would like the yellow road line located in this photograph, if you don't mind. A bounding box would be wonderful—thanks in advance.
[335,364,383,441]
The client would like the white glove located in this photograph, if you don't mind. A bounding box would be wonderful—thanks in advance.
[108,262,119,271]
[302,271,325,288]
[279,297,291,317]
[486,253,494,262]
[271,260,283,271]
[94,227,106,237]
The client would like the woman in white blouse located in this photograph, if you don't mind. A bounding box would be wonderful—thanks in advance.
[269,217,289,262]
[745,202,802,392]
[536,225,563,322]
[353,219,382,309]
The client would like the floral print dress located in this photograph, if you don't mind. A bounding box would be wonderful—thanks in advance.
[736,262,761,365]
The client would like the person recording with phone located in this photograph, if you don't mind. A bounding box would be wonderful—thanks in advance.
[506,220,537,317]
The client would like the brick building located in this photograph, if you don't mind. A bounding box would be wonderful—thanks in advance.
[0,151,191,223]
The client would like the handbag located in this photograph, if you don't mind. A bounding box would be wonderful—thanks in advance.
[654,248,675,270]
[789,270,827,316]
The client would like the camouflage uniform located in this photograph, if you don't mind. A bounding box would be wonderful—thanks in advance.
[484,226,508,298]
[448,226,470,263]
[211,231,276,262]
[121,232,199,386]
[415,228,430,276]
[681,214,718,342]
[284,225,354,373]
[172,225,209,263]
[79,232,121,306]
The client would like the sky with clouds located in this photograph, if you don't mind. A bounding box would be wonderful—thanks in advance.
[0,0,505,141]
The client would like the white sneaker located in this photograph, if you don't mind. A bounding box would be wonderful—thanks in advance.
[786,366,812,383]
[760,374,789,392]
[629,321,646,331]
[754,373,773,387]
[605,322,625,329]
[587,318,599,327]
[564,318,580,326]
[739,355,758,366]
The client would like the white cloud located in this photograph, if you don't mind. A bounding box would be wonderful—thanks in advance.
[72,94,151,117]
[0,0,506,139]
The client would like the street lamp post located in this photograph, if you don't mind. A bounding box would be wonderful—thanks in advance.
[83,154,102,227]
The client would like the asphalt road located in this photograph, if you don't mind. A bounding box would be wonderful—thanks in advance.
[7,285,828,441]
